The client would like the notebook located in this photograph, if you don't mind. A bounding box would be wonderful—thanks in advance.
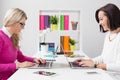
[28,61,53,69]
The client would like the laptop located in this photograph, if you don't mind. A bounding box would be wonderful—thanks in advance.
[28,46,59,69]
[60,44,93,69]
[28,61,53,69]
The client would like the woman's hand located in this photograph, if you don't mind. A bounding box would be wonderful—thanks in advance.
[17,58,46,68]
[73,58,94,67]
[97,63,106,70]
[80,59,94,67]
[17,61,35,68]
[74,59,106,69]
[34,58,46,64]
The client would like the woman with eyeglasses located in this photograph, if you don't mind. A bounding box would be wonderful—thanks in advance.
[74,3,120,72]
[0,8,46,80]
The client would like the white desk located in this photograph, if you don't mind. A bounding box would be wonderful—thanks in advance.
[8,52,115,80]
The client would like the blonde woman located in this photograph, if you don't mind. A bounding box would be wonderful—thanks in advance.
[0,8,45,80]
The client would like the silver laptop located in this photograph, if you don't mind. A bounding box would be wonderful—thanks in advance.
[28,46,59,69]
[60,44,93,69]
[28,61,53,69]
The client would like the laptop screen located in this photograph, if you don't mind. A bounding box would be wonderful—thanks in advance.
[53,45,58,55]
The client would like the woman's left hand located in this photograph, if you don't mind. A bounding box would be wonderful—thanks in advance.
[97,63,106,70]
[34,58,46,64]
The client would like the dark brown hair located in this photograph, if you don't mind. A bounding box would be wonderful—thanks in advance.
[95,3,120,32]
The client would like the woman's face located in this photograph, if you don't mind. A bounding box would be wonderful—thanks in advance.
[12,18,26,34]
[98,11,110,31]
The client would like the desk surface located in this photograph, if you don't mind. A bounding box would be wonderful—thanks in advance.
[8,52,114,80]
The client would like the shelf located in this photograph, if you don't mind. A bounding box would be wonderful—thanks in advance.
[39,10,80,52]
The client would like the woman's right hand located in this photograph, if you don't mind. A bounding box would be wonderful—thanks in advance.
[73,58,84,66]
[17,61,35,68]
[73,58,94,67]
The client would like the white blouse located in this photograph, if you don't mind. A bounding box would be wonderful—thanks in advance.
[93,32,120,72]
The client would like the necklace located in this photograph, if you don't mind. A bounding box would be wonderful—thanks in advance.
[109,33,118,42]
[109,28,120,41]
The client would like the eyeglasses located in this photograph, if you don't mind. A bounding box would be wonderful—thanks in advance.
[18,22,25,28]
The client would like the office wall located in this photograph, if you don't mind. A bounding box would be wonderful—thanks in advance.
[0,0,119,57]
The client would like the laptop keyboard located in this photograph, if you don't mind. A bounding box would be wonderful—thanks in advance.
[28,61,53,69]
[38,61,53,68]
[69,62,93,69]
[69,62,81,67]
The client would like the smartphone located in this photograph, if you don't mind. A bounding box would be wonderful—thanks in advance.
[34,71,56,76]
[87,71,98,74]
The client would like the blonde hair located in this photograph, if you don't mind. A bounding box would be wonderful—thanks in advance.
[3,8,27,48]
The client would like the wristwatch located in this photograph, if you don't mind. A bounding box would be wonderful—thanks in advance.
[94,62,99,68]
[94,63,98,68]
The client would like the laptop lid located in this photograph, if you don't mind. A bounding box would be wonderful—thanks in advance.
[53,45,58,56]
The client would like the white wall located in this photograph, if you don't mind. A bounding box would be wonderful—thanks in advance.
[0,0,120,57]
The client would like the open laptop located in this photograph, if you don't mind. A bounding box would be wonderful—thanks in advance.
[28,46,59,69]
[60,44,93,69]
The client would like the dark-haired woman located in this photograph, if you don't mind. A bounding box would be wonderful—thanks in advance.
[74,3,120,72]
